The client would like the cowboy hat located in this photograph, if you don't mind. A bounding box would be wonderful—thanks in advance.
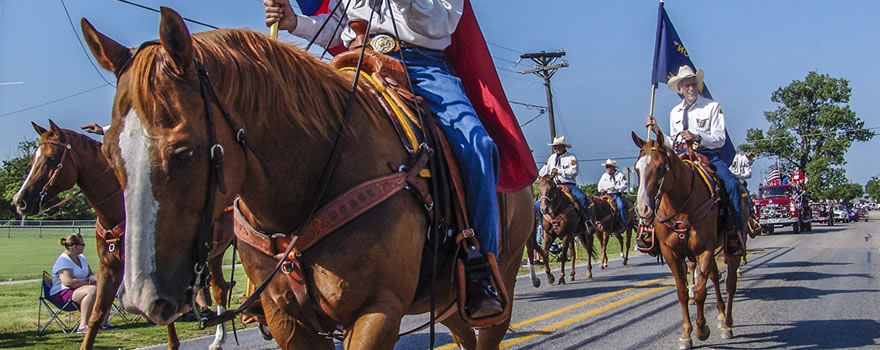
[667,65,705,93]
[548,136,572,148]
[601,158,618,168]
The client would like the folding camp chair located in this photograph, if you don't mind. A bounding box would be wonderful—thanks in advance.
[38,270,81,333]
[108,295,141,323]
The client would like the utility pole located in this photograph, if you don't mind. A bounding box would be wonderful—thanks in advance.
[520,50,568,142]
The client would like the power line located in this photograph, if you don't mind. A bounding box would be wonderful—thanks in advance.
[740,126,880,145]
[115,0,219,29]
[0,85,110,119]
[60,0,115,87]
[487,41,524,55]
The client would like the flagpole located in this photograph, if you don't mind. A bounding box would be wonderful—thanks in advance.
[647,83,657,140]
[647,0,664,141]
[270,22,279,40]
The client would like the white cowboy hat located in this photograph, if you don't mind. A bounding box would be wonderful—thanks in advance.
[601,158,618,168]
[548,136,572,148]
[667,65,705,93]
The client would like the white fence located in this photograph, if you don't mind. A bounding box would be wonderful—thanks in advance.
[0,219,98,238]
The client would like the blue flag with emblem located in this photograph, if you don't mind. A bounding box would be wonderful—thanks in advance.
[651,2,712,99]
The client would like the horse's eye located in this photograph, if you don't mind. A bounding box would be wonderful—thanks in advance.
[172,146,194,163]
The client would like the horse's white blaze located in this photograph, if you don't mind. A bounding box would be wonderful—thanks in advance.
[119,109,160,310]
[635,154,653,216]
[12,147,42,206]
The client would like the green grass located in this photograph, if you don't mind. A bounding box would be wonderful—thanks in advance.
[0,266,255,350]
[0,228,240,281]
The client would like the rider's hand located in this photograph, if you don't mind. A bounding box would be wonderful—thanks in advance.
[264,0,298,31]
[645,115,660,133]
[80,123,104,135]
[680,130,700,143]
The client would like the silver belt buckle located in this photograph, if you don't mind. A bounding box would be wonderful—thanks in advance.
[370,34,397,54]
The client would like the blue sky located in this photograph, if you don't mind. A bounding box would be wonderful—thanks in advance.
[1,0,878,193]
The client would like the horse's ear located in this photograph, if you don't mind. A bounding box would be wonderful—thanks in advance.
[631,131,645,149]
[158,7,193,74]
[81,18,131,73]
[32,122,47,136]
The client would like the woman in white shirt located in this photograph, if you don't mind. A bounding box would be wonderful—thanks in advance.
[49,233,104,333]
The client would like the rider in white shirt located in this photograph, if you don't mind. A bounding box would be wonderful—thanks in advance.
[538,136,589,219]
[597,159,628,226]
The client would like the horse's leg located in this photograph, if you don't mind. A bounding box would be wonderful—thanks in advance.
[167,324,180,350]
[207,253,231,350]
[693,252,713,342]
[582,231,593,279]
[623,226,632,266]
[343,295,405,350]
[542,233,555,284]
[707,255,726,328]
[440,314,476,350]
[614,232,625,266]
[600,229,609,269]
[262,294,333,350]
[721,254,742,340]
[81,252,122,349]
[525,224,541,288]
[568,236,577,281]
[557,236,570,285]
[686,260,696,304]
[664,252,694,349]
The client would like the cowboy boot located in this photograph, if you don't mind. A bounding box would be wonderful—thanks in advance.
[464,254,503,318]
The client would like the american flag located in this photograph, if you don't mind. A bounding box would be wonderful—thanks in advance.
[765,169,781,185]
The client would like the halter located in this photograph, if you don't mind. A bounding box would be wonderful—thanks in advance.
[115,39,267,327]
[37,139,74,210]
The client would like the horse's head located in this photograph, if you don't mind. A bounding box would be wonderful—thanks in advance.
[81,9,249,324]
[13,121,80,216]
[535,175,560,215]
[631,131,676,220]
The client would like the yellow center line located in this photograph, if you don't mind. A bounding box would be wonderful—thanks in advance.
[433,250,760,350]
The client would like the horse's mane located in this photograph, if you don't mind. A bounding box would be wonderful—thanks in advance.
[52,128,104,156]
[126,28,383,139]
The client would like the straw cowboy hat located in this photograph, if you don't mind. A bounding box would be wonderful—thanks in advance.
[667,65,704,92]
[548,136,572,148]
[601,159,618,168]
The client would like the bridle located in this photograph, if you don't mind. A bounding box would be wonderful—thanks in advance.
[114,40,266,325]
[641,144,715,240]
[538,178,576,233]
[36,139,74,210]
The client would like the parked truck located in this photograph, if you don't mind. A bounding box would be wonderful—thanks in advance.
[755,183,812,234]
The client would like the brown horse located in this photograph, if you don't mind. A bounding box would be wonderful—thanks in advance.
[81,8,534,350]
[587,195,635,269]
[12,121,234,350]
[534,175,596,284]
[632,131,741,349]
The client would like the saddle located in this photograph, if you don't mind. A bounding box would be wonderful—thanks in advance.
[235,22,511,334]
[556,185,590,225]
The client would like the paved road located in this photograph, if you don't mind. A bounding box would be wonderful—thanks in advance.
[140,214,880,349]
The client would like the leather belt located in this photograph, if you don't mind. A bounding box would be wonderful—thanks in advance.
[368,33,437,54]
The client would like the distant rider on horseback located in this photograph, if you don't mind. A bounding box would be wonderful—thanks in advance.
[538,136,591,222]
[645,65,746,256]
[597,158,628,227]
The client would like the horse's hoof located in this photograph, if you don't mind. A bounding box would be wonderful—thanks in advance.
[557,278,566,285]
[720,327,733,340]
[258,324,273,340]
[532,279,541,288]
[547,276,555,284]
[679,338,693,350]
[588,272,593,279]
[622,260,628,266]
[696,325,710,341]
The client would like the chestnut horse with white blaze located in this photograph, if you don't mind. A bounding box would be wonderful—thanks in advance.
[632,130,741,350]
[12,122,235,350]
[81,7,533,350]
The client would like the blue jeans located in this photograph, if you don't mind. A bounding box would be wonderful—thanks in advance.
[608,193,626,225]
[390,47,499,256]
[696,148,744,237]
[534,201,543,246]
[561,183,590,221]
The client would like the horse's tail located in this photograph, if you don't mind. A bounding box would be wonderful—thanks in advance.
[579,230,597,260]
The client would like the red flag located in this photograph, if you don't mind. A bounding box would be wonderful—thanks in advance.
[445,0,538,192]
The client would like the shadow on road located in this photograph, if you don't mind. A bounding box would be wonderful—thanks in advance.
[716,319,880,349]
[738,286,876,301]
[760,261,852,269]
[754,271,871,282]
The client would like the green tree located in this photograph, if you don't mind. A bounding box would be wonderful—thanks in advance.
[824,183,864,202]
[741,71,874,195]
[0,138,94,220]
[866,177,880,201]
